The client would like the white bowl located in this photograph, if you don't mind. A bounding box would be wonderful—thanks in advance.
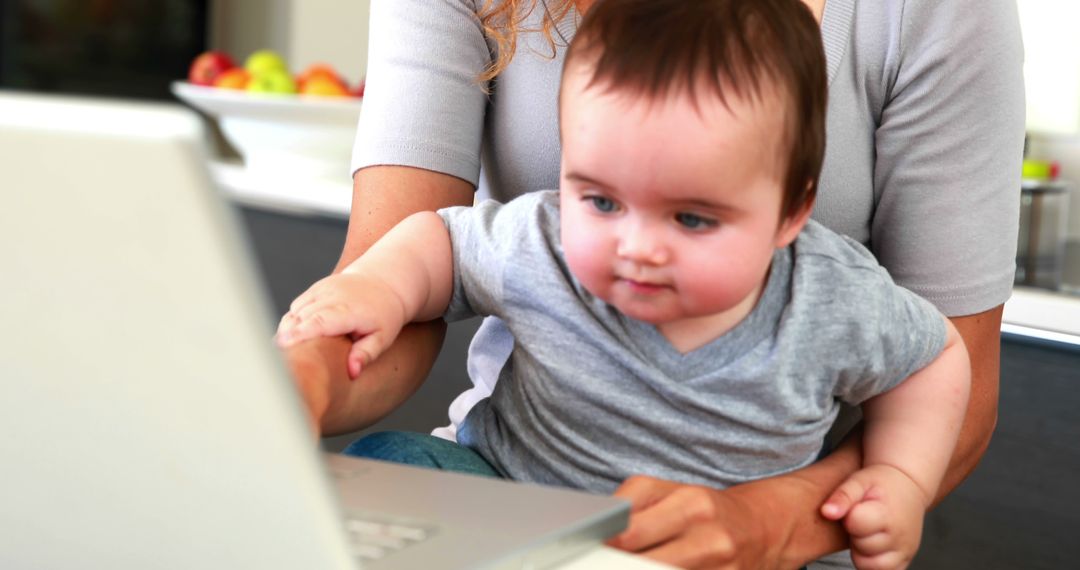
[171,81,362,181]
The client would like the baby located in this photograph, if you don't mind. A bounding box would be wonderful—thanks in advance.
[277,1,970,567]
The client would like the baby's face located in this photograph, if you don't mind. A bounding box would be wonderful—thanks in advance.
[558,66,806,329]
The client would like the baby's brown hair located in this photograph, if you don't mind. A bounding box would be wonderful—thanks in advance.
[564,0,827,220]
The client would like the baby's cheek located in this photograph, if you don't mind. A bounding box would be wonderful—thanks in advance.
[563,242,596,283]
[682,262,750,312]
[563,241,608,296]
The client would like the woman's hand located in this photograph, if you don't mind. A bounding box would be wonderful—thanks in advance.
[610,431,861,570]
[281,337,340,432]
[280,321,448,437]
[609,476,780,569]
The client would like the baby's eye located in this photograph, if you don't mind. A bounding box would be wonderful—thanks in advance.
[585,196,617,213]
[675,212,717,230]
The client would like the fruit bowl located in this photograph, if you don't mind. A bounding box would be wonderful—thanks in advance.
[171,81,362,181]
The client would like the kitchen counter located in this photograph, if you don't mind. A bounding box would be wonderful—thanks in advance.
[211,159,352,219]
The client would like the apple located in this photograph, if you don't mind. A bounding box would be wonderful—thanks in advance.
[350,78,366,98]
[214,68,251,90]
[247,69,297,94]
[245,49,288,75]
[188,51,236,86]
[300,76,349,97]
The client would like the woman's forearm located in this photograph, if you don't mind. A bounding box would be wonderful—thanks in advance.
[735,430,861,568]
[934,306,1004,504]
[333,166,474,273]
[286,319,448,436]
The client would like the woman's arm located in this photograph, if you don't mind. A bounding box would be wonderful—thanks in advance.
[611,433,859,569]
[283,166,473,435]
[935,306,1002,503]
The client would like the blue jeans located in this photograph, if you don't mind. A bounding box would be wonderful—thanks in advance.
[342,431,502,478]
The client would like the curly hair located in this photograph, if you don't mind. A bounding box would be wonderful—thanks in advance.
[476,0,577,82]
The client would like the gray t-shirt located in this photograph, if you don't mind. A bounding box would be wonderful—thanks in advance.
[439,191,947,492]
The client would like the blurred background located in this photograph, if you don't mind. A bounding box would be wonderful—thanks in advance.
[0,0,369,96]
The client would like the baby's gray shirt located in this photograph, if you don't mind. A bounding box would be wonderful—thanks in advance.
[439,191,947,492]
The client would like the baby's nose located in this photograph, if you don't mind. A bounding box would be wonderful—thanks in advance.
[616,223,668,265]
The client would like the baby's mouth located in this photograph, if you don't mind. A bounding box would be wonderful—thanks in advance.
[619,277,670,295]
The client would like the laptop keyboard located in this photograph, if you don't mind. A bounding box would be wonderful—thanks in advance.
[343,510,438,561]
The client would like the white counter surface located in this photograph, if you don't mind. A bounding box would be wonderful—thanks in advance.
[212,160,353,219]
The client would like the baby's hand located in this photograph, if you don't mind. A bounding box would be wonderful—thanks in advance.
[275,273,406,379]
[820,464,929,570]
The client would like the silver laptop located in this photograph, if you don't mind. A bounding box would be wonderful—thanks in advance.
[0,91,628,570]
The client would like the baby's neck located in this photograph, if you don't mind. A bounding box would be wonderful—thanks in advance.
[657,279,766,354]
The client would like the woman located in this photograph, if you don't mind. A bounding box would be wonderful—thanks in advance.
[284,1,1024,567]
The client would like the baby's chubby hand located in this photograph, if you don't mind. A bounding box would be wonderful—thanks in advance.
[821,464,930,570]
[275,272,408,379]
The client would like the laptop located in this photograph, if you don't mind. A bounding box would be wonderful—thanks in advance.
[0,91,629,570]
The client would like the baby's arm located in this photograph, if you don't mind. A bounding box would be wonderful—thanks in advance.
[275,211,454,378]
[822,318,970,569]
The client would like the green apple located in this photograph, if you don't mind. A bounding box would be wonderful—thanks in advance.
[245,49,288,75]
[247,69,297,94]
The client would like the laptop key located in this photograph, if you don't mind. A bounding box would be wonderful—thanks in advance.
[384,524,428,541]
[349,544,386,560]
[343,510,436,561]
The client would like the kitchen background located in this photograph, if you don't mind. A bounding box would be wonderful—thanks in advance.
[1018,0,1080,298]
[210,0,370,87]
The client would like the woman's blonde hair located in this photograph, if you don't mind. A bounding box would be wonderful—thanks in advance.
[476,0,577,82]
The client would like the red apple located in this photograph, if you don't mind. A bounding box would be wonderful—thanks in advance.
[350,78,366,98]
[188,51,236,86]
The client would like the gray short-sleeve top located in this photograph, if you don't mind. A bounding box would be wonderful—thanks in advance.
[436,191,947,492]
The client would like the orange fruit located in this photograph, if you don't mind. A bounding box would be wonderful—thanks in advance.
[296,63,345,91]
[214,68,251,90]
[300,76,349,97]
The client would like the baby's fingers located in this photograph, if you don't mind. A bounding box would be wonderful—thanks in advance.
[275,312,303,346]
[287,284,323,314]
[845,499,890,539]
[346,333,390,379]
[822,475,871,520]
[277,304,358,346]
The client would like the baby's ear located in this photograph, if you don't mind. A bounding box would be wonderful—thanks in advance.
[774,196,815,248]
